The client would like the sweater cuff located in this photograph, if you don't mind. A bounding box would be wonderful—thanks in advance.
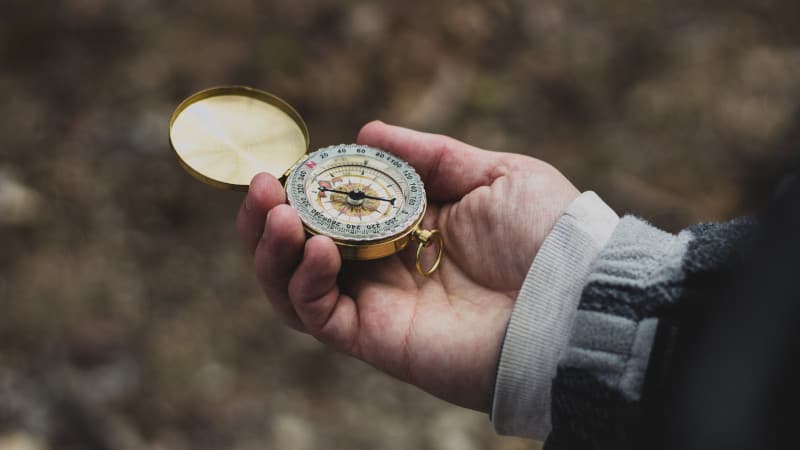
[490,191,619,439]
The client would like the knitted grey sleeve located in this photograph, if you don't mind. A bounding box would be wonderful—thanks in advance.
[544,216,755,450]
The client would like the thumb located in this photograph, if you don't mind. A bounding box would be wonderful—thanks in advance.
[357,121,507,201]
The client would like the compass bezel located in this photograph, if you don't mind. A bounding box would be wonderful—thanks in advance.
[285,144,428,260]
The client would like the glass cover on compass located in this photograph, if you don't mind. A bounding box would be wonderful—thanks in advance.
[285,144,427,243]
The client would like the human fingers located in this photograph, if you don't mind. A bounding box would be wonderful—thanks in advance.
[253,204,307,331]
[288,235,359,353]
[357,121,508,201]
[236,172,286,254]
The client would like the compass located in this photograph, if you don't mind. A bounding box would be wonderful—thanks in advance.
[169,86,444,275]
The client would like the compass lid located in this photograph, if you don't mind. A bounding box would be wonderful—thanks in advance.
[169,86,309,191]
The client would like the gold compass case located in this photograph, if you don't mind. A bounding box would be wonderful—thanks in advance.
[168,86,443,273]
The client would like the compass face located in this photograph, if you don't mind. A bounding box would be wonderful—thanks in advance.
[285,144,427,242]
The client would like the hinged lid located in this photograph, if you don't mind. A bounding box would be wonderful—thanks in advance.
[169,86,309,191]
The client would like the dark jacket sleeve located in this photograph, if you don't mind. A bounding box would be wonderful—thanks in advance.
[544,216,756,450]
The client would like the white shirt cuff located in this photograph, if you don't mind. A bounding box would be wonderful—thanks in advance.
[490,191,619,439]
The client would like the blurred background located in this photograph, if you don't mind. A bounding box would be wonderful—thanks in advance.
[1,1,799,449]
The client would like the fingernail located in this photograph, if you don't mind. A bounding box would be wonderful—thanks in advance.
[263,209,273,239]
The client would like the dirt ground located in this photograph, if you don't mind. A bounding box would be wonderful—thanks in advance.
[1,1,799,449]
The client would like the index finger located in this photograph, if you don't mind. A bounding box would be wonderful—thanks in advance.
[236,172,286,254]
[356,121,508,201]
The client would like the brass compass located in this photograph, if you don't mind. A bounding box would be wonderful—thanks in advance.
[169,86,444,275]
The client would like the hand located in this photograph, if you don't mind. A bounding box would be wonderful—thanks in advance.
[236,121,579,412]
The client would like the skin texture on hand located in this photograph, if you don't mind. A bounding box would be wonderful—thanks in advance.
[235,121,580,412]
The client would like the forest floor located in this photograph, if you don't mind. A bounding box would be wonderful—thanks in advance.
[1,1,799,449]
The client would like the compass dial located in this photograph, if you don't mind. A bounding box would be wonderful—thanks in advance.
[285,144,426,242]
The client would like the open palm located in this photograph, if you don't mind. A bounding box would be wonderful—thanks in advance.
[236,122,579,412]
